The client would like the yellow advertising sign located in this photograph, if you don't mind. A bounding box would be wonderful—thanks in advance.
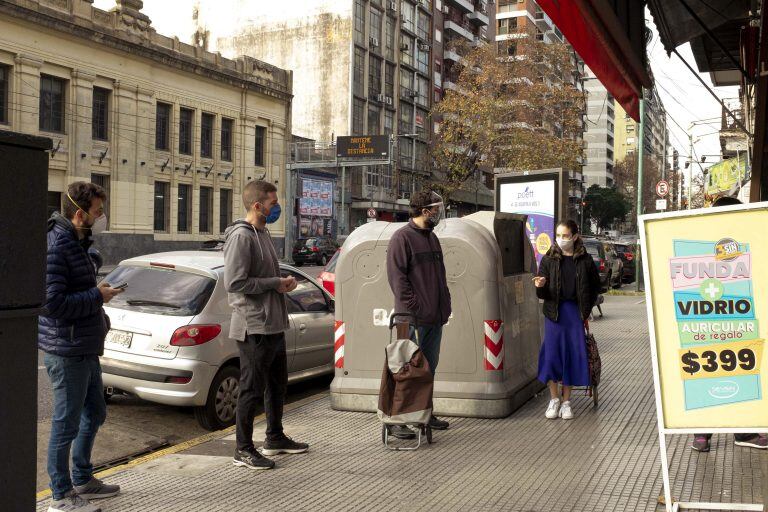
[640,203,768,430]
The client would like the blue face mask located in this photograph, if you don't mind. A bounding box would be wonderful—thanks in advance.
[265,203,282,224]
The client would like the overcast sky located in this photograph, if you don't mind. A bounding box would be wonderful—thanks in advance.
[94,0,738,176]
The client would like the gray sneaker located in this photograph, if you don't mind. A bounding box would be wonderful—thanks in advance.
[73,477,120,500]
[48,490,101,512]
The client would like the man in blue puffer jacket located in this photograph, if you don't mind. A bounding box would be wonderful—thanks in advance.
[39,182,124,512]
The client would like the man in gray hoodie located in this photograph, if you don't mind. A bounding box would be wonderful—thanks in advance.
[224,180,309,471]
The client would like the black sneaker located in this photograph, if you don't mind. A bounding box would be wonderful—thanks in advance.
[233,448,275,470]
[389,425,416,440]
[261,435,309,456]
[429,416,449,430]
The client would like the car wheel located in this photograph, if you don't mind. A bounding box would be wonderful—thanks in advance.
[294,262,303,267]
[602,273,610,293]
[320,254,328,266]
[195,365,240,431]
[613,271,623,289]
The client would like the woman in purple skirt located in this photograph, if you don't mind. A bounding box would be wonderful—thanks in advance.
[533,220,601,420]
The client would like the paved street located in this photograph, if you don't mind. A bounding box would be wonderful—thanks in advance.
[35,296,767,511]
[36,265,325,492]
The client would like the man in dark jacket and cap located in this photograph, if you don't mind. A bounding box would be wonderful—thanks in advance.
[40,182,123,512]
[386,190,452,439]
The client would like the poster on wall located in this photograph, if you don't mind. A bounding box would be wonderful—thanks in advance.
[300,178,334,218]
[496,173,558,266]
[640,203,768,430]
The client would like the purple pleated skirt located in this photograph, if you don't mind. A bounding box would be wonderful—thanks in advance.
[537,300,590,387]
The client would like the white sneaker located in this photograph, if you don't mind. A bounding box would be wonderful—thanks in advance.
[545,398,560,419]
[48,490,101,512]
[559,401,574,420]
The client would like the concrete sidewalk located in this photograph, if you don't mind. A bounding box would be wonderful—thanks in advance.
[36,297,765,511]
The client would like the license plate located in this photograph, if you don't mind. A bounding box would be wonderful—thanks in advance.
[106,329,133,349]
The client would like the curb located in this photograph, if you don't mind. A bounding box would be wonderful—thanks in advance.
[36,392,329,502]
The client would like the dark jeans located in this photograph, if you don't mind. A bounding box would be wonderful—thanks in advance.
[44,353,107,500]
[698,433,758,442]
[409,325,443,376]
[235,333,287,452]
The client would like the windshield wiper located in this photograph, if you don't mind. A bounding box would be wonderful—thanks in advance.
[126,299,181,309]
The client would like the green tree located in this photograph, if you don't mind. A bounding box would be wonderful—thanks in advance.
[583,185,631,233]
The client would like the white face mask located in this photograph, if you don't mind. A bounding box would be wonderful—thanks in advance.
[90,214,108,236]
[556,238,574,252]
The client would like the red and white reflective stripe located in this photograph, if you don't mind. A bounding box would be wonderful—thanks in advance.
[484,320,504,370]
[334,321,345,368]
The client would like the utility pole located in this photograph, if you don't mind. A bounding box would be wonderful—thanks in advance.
[688,132,693,209]
[635,98,645,291]
[339,164,346,234]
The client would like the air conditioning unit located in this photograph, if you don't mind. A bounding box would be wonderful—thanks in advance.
[400,42,410,51]
[442,5,450,14]
[376,93,386,102]
[418,42,430,51]
[407,89,418,98]
[385,96,394,106]
[370,37,379,47]
[388,1,397,11]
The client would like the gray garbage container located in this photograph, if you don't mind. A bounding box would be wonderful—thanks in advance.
[0,131,51,510]
[330,211,545,418]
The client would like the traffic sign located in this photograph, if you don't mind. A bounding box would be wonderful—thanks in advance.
[656,180,670,198]
[656,199,667,210]
[367,208,377,219]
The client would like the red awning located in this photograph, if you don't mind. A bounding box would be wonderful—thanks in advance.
[537,0,652,121]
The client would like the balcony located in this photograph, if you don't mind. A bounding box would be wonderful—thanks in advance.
[444,19,475,42]
[533,9,551,31]
[446,0,473,14]
[444,47,462,63]
[467,10,489,26]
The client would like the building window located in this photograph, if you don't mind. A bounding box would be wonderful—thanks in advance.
[154,181,170,232]
[385,63,395,98]
[417,9,430,41]
[354,47,366,97]
[353,98,365,134]
[220,188,232,233]
[415,108,428,137]
[370,7,383,48]
[400,70,414,98]
[368,55,382,98]
[255,126,266,166]
[401,1,415,33]
[199,186,213,234]
[221,118,233,161]
[179,108,194,155]
[401,34,414,67]
[399,101,414,134]
[91,174,110,228]
[497,17,518,35]
[415,140,428,171]
[47,191,62,219]
[155,102,171,151]
[416,76,429,108]
[91,87,109,141]
[0,65,7,124]
[354,0,366,45]
[399,136,413,169]
[366,165,380,188]
[386,17,396,61]
[177,184,192,233]
[384,110,394,134]
[201,113,214,158]
[368,105,380,134]
[417,47,429,74]
[39,75,65,133]
[382,163,393,190]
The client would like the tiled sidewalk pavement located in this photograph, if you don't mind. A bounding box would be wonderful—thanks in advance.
[37,296,765,512]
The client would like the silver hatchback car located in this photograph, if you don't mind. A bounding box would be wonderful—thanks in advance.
[99,251,335,430]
